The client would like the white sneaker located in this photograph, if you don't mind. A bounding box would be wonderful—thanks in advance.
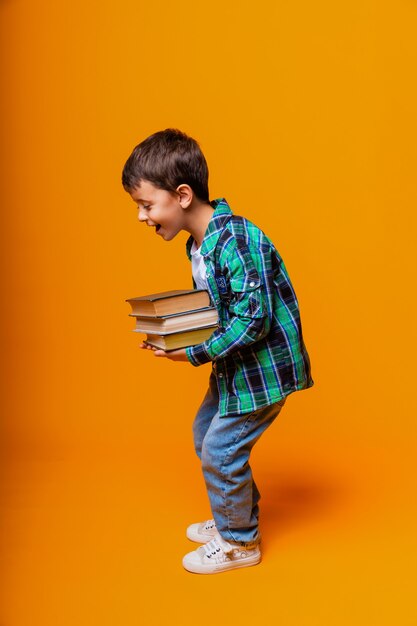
[182,531,261,574]
[186,518,217,543]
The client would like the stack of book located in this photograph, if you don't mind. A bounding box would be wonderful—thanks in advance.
[126,289,219,351]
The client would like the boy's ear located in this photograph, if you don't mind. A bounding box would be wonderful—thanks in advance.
[176,184,193,209]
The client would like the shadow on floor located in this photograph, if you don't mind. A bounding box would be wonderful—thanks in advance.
[257,466,350,543]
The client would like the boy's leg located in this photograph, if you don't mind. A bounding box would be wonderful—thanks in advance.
[189,369,260,544]
[200,397,287,545]
[192,369,219,460]
[191,367,266,534]
[252,479,261,523]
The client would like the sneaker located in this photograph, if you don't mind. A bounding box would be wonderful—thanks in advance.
[182,531,261,574]
[186,518,217,543]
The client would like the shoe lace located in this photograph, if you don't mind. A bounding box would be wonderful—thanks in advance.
[203,519,216,531]
[202,537,224,559]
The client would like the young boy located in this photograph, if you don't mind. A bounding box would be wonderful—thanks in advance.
[122,128,314,574]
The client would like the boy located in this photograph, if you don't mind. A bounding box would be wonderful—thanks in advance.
[122,128,314,574]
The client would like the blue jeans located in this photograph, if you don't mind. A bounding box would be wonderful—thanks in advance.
[193,369,287,546]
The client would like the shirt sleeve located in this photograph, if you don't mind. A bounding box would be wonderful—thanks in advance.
[185,244,271,366]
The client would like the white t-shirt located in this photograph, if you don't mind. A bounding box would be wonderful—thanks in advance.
[190,239,208,291]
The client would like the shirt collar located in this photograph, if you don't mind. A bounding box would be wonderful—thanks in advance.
[185,197,233,261]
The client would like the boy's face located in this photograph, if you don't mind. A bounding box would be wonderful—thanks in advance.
[129,180,188,241]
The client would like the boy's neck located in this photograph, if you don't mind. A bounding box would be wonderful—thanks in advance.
[185,200,215,249]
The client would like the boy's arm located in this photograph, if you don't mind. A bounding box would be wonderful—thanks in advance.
[185,246,271,366]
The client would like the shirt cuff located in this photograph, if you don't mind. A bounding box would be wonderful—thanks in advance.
[185,343,212,367]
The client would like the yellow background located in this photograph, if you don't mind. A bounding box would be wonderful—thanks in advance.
[1,0,417,624]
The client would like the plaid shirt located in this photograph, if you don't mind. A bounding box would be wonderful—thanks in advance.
[185,198,314,417]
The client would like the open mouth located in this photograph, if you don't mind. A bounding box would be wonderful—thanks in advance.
[155,224,161,232]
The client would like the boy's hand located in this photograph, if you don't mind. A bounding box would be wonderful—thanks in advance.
[139,342,190,362]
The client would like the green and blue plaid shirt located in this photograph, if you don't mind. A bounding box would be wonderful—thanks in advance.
[185,198,314,417]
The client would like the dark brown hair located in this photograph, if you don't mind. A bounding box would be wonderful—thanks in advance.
[121,128,210,202]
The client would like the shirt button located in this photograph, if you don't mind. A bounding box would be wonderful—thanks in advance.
[249,281,255,287]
